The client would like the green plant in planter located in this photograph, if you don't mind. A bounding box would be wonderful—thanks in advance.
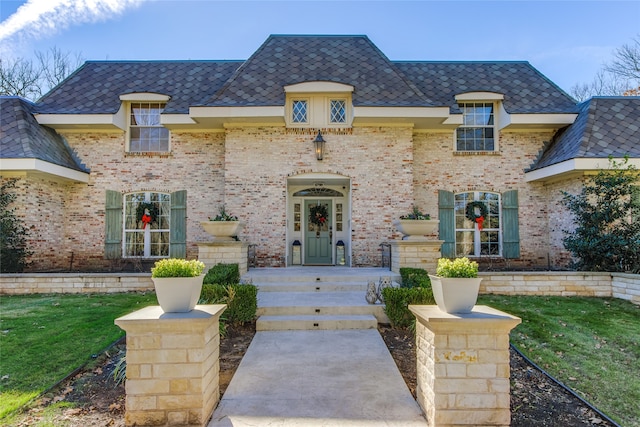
[209,205,238,221]
[151,258,206,278]
[399,205,430,220]
[435,257,478,278]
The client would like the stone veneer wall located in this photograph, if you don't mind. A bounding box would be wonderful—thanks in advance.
[3,272,639,305]
[412,130,558,269]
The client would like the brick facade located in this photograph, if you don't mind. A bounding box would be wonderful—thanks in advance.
[6,125,582,272]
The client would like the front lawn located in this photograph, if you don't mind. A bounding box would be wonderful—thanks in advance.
[479,295,640,427]
[0,293,156,419]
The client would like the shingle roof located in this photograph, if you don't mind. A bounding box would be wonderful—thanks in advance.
[34,35,579,114]
[529,97,640,170]
[36,61,243,114]
[394,61,578,113]
[204,35,428,107]
[0,96,88,172]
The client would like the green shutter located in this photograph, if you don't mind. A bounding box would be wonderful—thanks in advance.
[169,190,187,258]
[105,190,123,259]
[502,189,520,259]
[438,190,455,258]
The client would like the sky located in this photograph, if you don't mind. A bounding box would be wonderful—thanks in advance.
[0,0,639,94]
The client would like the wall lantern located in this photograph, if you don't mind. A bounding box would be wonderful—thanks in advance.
[313,130,326,160]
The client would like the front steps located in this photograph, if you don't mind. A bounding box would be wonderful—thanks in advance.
[243,267,399,331]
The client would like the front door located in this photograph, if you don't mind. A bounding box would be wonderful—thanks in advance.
[304,200,332,265]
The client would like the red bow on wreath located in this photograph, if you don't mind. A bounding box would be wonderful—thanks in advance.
[475,216,484,231]
[141,210,152,229]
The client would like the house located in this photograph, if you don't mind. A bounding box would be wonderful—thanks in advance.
[1,34,639,272]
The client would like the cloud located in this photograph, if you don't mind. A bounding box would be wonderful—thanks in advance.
[0,0,147,42]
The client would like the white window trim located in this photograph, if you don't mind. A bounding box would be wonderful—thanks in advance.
[454,101,498,152]
[122,192,171,259]
[455,191,502,257]
[290,98,310,125]
[125,101,171,153]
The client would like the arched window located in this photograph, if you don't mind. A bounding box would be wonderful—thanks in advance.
[293,188,344,197]
[123,192,171,257]
[454,191,501,256]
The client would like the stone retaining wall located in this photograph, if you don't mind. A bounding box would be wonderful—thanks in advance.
[1,271,639,305]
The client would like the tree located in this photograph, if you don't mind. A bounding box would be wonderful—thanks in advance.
[0,47,83,101]
[570,35,640,101]
[561,157,640,273]
[0,179,32,273]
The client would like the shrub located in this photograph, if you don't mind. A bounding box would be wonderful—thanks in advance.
[151,258,205,278]
[0,179,32,273]
[382,287,435,329]
[203,263,240,285]
[435,257,478,278]
[200,283,257,325]
[399,267,431,288]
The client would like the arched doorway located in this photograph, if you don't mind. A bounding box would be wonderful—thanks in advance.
[287,173,351,266]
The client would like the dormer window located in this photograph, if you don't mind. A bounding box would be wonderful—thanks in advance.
[292,100,308,124]
[456,102,495,151]
[129,102,170,152]
[330,100,346,124]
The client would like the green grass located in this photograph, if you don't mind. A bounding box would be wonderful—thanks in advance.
[479,295,640,427]
[0,292,156,420]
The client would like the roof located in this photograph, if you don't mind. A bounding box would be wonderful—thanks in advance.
[36,61,243,114]
[35,35,578,114]
[529,97,640,171]
[394,61,578,113]
[0,96,88,172]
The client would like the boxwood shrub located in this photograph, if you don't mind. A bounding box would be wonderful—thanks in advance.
[203,263,240,285]
[399,267,431,289]
[200,283,257,325]
[382,286,435,329]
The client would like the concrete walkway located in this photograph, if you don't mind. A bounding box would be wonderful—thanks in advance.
[208,329,427,427]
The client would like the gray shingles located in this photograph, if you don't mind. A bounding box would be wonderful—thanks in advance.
[529,97,640,170]
[0,97,88,172]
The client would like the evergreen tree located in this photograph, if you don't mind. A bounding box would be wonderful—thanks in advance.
[561,157,640,272]
[0,179,32,272]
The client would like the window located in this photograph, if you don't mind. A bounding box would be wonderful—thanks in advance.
[123,192,170,257]
[129,103,170,152]
[292,100,308,123]
[456,103,495,151]
[455,192,501,256]
[330,99,346,123]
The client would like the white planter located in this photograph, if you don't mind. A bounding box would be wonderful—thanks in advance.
[429,275,482,314]
[201,221,244,241]
[152,275,204,313]
[393,219,439,241]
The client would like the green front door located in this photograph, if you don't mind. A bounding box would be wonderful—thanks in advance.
[305,200,332,265]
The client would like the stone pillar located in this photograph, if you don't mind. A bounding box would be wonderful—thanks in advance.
[197,242,248,275]
[115,304,226,427]
[390,240,443,274]
[409,305,521,427]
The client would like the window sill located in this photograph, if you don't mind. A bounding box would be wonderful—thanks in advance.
[453,151,500,156]
[125,151,172,158]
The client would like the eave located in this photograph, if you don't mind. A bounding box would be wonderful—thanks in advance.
[525,157,640,183]
[0,158,90,183]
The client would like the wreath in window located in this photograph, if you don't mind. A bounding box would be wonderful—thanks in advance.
[309,204,328,227]
[136,202,159,229]
[465,201,488,230]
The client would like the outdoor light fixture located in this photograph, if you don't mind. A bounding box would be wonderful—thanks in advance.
[313,130,326,160]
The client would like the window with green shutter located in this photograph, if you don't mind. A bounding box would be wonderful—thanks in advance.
[438,189,520,259]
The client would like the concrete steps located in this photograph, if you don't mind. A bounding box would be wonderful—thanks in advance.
[245,267,399,331]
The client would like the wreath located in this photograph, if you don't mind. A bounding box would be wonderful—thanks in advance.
[309,204,328,227]
[465,201,488,230]
[136,202,159,229]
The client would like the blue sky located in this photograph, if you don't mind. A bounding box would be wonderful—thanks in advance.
[1,0,638,93]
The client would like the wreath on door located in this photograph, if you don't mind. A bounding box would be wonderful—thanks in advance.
[136,202,159,229]
[309,204,328,227]
[465,201,488,230]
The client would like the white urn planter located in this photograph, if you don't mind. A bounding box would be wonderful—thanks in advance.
[152,275,205,313]
[393,219,439,241]
[201,221,244,241]
[428,275,482,314]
